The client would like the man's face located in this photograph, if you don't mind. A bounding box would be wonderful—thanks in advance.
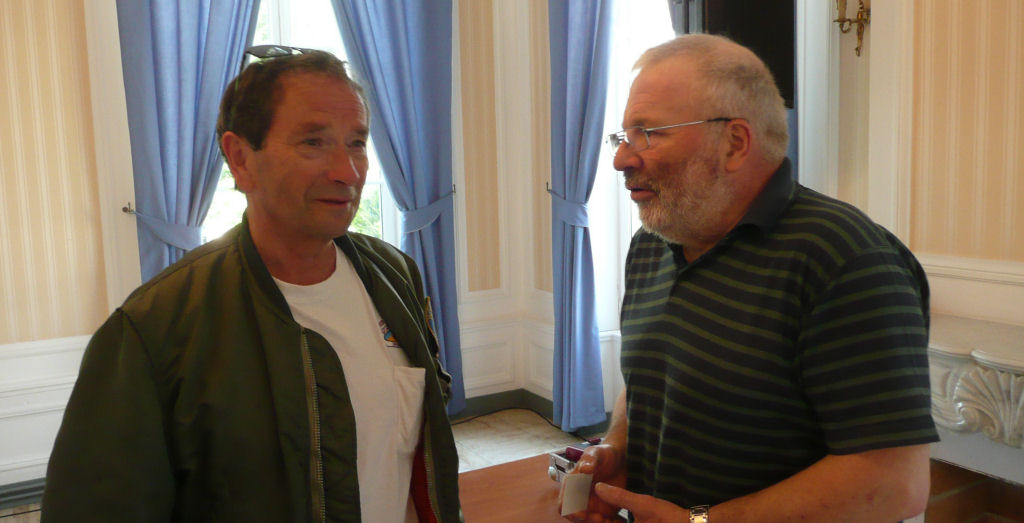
[613,58,733,245]
[236,72,369,246]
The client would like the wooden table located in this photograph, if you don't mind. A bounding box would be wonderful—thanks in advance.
[459,453,566,522]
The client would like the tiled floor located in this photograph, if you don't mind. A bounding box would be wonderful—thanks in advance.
[0,408,581,521]
[451,408,583,473]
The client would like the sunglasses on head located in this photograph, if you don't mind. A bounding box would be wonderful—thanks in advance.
[239,44,318,74]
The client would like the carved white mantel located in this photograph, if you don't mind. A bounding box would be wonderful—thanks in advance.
[928,314,1024,484]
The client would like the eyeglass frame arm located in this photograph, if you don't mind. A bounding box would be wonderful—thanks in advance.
[606,117,735,149]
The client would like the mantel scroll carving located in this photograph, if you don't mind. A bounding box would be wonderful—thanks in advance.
[930,348,1024,448]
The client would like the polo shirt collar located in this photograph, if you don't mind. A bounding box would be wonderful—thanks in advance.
[666,158,796,266]
[736,157,796,232]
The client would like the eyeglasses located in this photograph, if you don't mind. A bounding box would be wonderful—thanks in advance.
[606,117,734,155]
[239,44,318,74]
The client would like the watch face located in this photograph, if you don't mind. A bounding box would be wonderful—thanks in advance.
[690,505,710,523]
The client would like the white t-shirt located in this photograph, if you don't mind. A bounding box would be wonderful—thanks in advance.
[275,246,425,523]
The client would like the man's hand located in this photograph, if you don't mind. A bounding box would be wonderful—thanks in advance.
[592,483,690,523]
[564,443,628,522]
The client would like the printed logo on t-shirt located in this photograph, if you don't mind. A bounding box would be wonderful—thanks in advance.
[379,319,401,349]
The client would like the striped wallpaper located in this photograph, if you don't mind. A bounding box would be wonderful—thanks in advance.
[458,0,502,293]
[911,0,1024,261]
[0,0,108,345]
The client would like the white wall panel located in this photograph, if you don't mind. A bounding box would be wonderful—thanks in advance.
[0,336,87,485]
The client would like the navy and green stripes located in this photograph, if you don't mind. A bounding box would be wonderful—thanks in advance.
[620,165,937,508]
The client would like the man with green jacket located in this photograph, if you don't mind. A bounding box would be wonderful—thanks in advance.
[42,49,462,522]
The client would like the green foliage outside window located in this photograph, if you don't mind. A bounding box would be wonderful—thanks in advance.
[349,184,382,238]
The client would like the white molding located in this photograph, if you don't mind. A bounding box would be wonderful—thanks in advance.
[0,375,77,397]
[451,0,470,304]
[460,319,522,397]
[524,321,556,398]
[461,341,516,390]
[929,314,1024,448]
[0,335,89,360]
[0,337,85,419]
[459,318,522,338]
[458,288,516,325]
[920,254,1024,326]
[866,0,914,238]
[84,0,141,312]
[0,456,49,478]
[0,336,87,400]
[0,401,70,422]
[919,254,1024,286]
[795,0,840,196]
[0,337,86,485]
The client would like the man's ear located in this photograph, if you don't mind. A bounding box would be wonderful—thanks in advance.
[721,118,752,172]
[221,131,255,193]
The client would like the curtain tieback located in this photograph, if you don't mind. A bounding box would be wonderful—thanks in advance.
[548,188,589,227]
[402,191,454,233]
[134,211,202,251]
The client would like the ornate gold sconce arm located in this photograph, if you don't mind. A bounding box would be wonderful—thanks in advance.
[835,0,871,56]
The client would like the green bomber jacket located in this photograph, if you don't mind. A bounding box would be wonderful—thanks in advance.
[41,218,463,522]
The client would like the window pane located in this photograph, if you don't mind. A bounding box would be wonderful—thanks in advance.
[349,183,383,238]
[201,165,246,243]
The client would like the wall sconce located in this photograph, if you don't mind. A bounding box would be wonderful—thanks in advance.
[835,0,870,56]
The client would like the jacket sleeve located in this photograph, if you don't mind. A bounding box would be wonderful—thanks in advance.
[41,310,175,522]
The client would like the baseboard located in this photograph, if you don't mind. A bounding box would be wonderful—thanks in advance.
[451,388,609,438]
[0,477,44,510]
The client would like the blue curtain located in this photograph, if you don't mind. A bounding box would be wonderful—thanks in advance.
[330,0,465,414]
[116,1,259,281]
[549,0,612,431]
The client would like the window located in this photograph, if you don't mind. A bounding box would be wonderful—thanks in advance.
[590,1,676,332]
[201,0,400,245]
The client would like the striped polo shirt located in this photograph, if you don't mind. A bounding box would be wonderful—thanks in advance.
[620,159,938,507]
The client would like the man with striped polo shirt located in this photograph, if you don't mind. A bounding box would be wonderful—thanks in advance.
[568,34,937,523]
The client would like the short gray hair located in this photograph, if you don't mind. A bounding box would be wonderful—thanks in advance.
[635,34,789,164]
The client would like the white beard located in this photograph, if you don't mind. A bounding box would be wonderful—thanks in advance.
[631,139,733,247]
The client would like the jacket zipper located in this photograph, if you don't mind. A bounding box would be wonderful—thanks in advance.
[422,416,442,521]
[300,330,326,523]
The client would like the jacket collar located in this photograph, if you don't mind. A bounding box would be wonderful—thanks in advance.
[237,213,295,322]
[237,214,429,369]
[236,214,378,322]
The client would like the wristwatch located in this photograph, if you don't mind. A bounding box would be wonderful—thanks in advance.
[689,504,710,523]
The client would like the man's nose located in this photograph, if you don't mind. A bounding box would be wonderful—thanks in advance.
[326,149,363,184]
[612,144,641,172]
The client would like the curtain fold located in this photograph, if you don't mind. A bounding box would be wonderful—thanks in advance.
[116,0,259,280]
[668,0,687,35]
[549,0,612,431]
[330,0,465,414]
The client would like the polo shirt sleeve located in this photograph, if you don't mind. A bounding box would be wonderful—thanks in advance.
[797,246,938,455]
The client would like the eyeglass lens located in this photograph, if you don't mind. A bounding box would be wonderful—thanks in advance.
[607,128,648,153]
